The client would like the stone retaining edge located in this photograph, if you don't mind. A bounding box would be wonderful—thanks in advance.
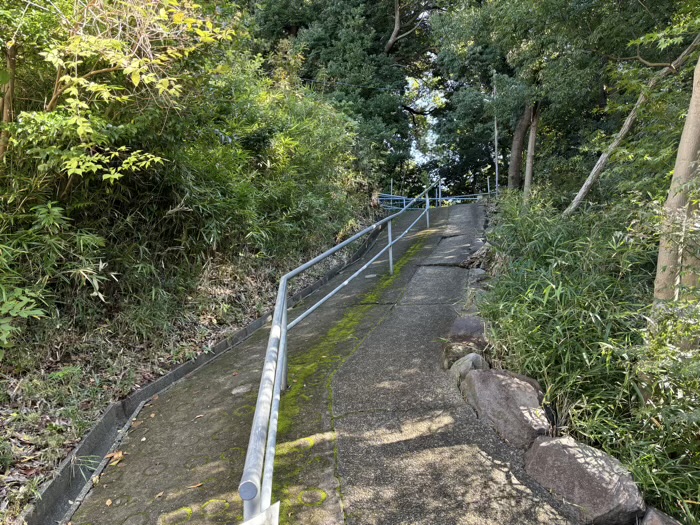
[19,226,384,525]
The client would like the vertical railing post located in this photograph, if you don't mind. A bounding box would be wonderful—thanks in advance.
[425,191,430,228]
[388,219,394,275]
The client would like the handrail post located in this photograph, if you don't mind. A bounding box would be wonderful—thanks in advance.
[388,219,394,275]
[425,191,430,228]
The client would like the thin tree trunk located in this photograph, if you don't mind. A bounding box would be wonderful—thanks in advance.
[384,0,423,54]
[563,33,700,217]
[654,55,700,301]
[385,0,402,54]
[523,105,540,201]
[508,104,532,189]
[0,44,17,161]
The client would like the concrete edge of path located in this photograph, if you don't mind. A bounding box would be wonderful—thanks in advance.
[19,227,385,525]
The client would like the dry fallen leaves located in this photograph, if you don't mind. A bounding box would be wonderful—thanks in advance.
[187,483,203,489]
[155,491,164,498]
[105,450,126,466]
[105,499,113,507]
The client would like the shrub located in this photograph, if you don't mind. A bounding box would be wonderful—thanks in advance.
[480,191,699,523]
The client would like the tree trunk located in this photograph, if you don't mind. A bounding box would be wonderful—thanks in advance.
[523,105,540,201]
[563,33,700,217]
[654,55,700,301]
[0,44,17,161]
[384,0,423,54]
[385,0,402,54]
[508,104,532,189]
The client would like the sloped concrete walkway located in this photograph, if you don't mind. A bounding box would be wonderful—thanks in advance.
[68,205,576,525]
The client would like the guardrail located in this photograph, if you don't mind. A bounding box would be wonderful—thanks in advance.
[238,183,439,523]
[378,192,494,211]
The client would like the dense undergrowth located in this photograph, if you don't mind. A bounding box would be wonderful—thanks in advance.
[0,2,377,519]
[481,192,700,524]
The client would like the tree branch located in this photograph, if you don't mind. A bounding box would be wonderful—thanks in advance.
[401,104,432,116]
[46,66,123,111]
[606,45,674,68]
[384,2,437,54]
[563,33,700,217]
[384,0,402,54]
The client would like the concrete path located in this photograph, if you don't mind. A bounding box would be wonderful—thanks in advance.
[68,205,576,525]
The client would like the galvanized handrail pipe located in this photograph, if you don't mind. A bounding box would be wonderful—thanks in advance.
[239,183,437,521]
[260,307,286,510]
[288,206,430,330]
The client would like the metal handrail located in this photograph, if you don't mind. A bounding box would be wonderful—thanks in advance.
[378,191,494,211]
[238,183,438,523]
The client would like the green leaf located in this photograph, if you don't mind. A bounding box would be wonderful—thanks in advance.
[0,69,9,85]
[131,71,141,87]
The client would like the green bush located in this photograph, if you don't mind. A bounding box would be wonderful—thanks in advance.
[0,20,367,352]
[480,191,699,523]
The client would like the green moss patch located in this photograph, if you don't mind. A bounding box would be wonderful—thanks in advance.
[272,235,427,523]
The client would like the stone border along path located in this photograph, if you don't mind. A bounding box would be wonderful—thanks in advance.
[65,204,579,525]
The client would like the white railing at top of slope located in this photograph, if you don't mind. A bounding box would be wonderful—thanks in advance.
[238,183,440,524]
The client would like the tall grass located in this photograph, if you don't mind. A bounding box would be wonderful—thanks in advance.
[480,191,700,523]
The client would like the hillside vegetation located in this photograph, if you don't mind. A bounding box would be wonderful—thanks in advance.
[435,1,700,522]
[1,0,700,523]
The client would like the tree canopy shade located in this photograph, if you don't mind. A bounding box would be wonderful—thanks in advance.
[2,0,700,522]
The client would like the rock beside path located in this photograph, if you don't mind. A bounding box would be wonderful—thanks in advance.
[448,316,486,347]
[442,342,472,370]
[460,369,550,449]
[641,508,682,525]
[525,436,645,525]
[449,353,489,384]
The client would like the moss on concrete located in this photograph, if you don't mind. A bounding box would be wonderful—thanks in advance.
[272,235,428,523]
[158,506,193,524]
[299,488,328,507]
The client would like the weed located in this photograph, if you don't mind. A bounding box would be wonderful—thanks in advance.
[0,439,14,470]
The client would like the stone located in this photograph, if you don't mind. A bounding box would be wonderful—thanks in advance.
[449,353,489,385]
[641,508,683,525]
[525,436,646,525]
[469,268,488,283]
[448,315,486,347]
[442,342,471,370]
[460,369,550,449]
